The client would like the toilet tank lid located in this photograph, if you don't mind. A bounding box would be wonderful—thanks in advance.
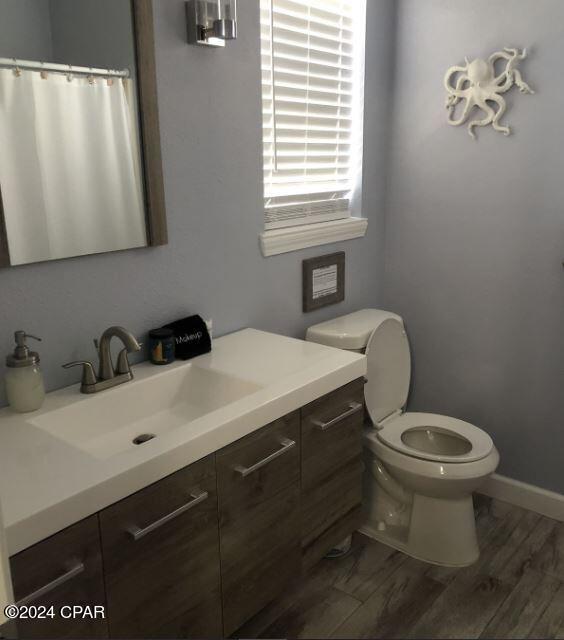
[306,309,404,350]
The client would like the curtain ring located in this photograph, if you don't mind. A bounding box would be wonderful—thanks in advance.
[40,62,48,80]
[87,68,96,85]
[12,58,21,77]
[67,64,73,82]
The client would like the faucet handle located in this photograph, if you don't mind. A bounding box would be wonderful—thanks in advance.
[62,361,97,387]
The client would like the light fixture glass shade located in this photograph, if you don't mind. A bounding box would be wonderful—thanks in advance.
[220,0,236,20]
[187,0,237,45]
[213,0,237,40]
[196,0,210,23]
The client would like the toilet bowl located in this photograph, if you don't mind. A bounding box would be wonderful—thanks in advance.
[306,309,499,567]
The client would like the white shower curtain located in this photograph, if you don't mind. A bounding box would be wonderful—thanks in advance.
[0,68,147,265]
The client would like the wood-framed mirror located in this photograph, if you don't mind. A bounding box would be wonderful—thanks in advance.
[0,0,167,268]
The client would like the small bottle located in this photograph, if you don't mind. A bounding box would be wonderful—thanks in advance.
[4,331,45,413]
[148,328,176,366]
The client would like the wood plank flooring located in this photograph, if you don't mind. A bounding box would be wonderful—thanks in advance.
[236,496,564,639]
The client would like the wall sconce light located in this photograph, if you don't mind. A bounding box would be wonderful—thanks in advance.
[186,0,238,48]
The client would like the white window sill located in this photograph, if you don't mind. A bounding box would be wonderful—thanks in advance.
[260,217,368,257]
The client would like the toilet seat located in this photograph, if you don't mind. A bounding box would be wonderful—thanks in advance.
[376,412,494,464]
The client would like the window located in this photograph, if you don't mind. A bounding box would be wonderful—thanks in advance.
[260,0,367,256]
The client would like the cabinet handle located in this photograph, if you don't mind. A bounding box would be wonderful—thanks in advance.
[16,562,85,607]
[312,401,363,431]
[234,438,296,477]
[127,489,209,541]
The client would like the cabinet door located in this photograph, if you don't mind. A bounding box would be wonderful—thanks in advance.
[216,412,301,636]
[99,455,221,639]
[301,379,364,568]
[10,516,107,639]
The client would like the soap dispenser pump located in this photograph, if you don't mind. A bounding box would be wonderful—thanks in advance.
[5,331,46,413]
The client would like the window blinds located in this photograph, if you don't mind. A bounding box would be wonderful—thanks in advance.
[260,0,363,229]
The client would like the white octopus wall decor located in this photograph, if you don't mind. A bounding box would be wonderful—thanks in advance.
[444,47,534,140]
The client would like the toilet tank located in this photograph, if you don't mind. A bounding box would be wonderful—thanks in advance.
[306,309,404,352]
[307,309,411,426]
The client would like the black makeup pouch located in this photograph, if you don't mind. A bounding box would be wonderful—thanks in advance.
[164,315,211,360]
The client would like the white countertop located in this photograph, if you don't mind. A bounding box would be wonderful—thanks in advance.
[0,329,366,556]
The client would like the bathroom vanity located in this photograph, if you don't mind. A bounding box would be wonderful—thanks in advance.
[0,330,366,639]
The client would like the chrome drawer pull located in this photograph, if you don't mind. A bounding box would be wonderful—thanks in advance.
[16,562,85,607]
[313,401,363,431]
[128,489,209,541]
[234,438,296,478]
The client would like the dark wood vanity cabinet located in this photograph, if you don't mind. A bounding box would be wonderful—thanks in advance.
[8,380,364,639]
[216,412,301,636]
[9,516,107,639]
[301,379,365,568]
[98,455,222,639]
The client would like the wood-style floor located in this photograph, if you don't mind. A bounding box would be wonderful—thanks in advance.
[236,496,564,639]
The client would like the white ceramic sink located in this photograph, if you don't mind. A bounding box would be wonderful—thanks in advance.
[30,364,263,460]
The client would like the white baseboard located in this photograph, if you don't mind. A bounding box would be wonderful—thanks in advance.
[480,473,564,522]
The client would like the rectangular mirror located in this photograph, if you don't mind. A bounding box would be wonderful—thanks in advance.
[0,0,166,267]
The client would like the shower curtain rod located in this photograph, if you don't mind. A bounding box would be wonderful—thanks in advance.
[0,57,129,78]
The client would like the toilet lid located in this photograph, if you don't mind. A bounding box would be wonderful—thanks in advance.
[365,318,411,425]
[377,412,494,463]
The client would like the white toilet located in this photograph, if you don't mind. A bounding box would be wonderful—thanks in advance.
[306,309,499,567]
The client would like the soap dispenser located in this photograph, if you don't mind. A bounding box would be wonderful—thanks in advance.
[5,332,45,413]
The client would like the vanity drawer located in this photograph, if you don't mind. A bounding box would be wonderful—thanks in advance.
[301,458,364,569]
[216,414,301,635]
[301,379,364,568]
[301,378,364,489]
[10,515,107,639]
[99,455,222,639]
[216,410,300,514]
[220,482,301,636]
[301,457,364,549]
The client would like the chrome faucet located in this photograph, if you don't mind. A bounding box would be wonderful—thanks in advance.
[63,326,142,394]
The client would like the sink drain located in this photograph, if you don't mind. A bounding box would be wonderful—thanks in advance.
[133,433,156,445]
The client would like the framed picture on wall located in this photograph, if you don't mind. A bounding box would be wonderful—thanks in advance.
[302,252,345,313]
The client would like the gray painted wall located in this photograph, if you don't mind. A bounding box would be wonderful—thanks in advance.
[2,0,562,496]
[0,0,394,406]
[0,0,52,60]
[384,0,564,493]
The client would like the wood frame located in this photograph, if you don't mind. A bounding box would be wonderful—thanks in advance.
[302,251,346,313]
[132,0,167,248]
[0,0,167,268]
[0,189,9,268]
